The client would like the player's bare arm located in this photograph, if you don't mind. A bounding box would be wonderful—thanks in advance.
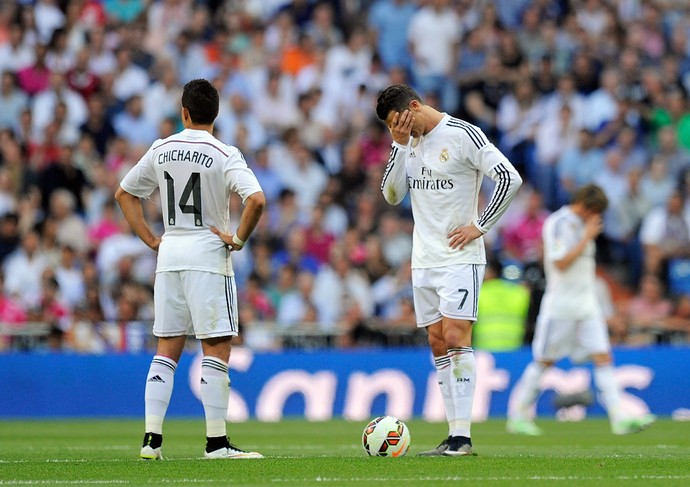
[554,213,602,271]
[210,191,266,251]
[447,224,484,250]
[114,186,161,251]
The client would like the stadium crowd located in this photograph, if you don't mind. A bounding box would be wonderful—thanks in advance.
[1,0,690,353]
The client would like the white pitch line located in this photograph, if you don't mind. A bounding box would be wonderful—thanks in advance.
[0,482,129,485]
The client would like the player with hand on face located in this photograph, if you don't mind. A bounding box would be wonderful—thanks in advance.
[377,84,522,456]
[115,79,265,459]
[507,184,656,436]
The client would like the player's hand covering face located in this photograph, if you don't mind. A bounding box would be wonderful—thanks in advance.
[386,109,416,145]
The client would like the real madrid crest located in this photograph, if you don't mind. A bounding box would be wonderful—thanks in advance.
[439,147,449,163]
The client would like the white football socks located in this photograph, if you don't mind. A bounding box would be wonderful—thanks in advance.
[512,361,546,420]
[448,347,476,438]
[594,365,625,424]
[434,354,454,436]
[144,355,177,434]
[200,357,230,438]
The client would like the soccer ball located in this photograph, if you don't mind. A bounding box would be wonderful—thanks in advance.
[362,416,411,457]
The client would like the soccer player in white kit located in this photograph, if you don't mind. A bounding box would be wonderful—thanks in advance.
[115,79,266,459]
[376,84,522,456]
[507,185,656,436]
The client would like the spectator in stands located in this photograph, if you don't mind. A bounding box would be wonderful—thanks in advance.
[367,0,415,72]
[3,228,50,309]
[17,43,52,96]
[557,129,606,206]
[501,188,549,265]
[376,211,411,268]
[142,61,181,127]
[49,189,89,254]
[113,95,158,147]
[640,154,676,209]
[276,269,318,329]
[28,270,70,334]
[496,77,542,180]
[272,226,319,276]
[0,270,28,350]
[663,294,690,343]
[0,72,28,132]
[313,244,374,330]
[655,125,690,181]
[168,29,209,85]
[462,52,511,138]
[80,93,116,156]
[639,190,690,277]
[0,212,20,264]
[0,24,34,76]
[216,93,267,155]
[54,244,85,310]
[112,47,149,102]
[86,26,116,77]
[370,258,413,322]
[626,273,673,345]
[66,48,100,101]
[303,204,336,265]
[407,0,461,113]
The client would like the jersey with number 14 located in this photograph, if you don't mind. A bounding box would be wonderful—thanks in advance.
[120,128,262,276]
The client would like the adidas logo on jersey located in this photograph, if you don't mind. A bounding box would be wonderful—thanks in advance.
[148,375,165,383]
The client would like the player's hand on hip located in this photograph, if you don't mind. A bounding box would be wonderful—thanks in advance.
[389,110,415,145]
[148,236,162,252]
[448,224,483,250]
[210,226,243,251]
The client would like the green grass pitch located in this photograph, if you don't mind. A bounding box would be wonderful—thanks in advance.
[1,418,689,486]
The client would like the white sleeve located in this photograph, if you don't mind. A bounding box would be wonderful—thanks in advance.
[462,125,522,233]
[224,147,263,202]
[380,142,409,206]
[119,144,159,198]
[545,216,575,262]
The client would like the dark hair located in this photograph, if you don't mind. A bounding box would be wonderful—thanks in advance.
[571,184,608,213]
[181,79,219,125]
[375,84,422,121]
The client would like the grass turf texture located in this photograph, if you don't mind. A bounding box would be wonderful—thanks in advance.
[0,419,688,486]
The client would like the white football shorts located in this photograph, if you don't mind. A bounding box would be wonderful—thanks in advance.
[153,270,239,339]
[412,263,485,327]
[531,315,611,363]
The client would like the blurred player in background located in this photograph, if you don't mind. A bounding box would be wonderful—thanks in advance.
[115,79,265,459]
[376,84,522,456]
[507,184,656,436]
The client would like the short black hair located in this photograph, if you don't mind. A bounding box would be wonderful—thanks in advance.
[181,79,219,125]
[375,84,422,121]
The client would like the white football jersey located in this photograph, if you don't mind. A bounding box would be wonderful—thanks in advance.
[381,114,522,268]
[120,128,262,276]
[538,206,602,320]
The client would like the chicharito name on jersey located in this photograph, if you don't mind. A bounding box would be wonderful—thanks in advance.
[407,166,454,190]
[158,149,214,168]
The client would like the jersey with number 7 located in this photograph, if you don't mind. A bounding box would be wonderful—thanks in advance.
[120,128,262,277]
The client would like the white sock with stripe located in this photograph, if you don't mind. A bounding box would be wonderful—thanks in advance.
[511,361,546,421]
[144,355,177,434]
[201,357,230,438]
[434,355,454,437]
[594,365,625,424]
[448,347,476,438]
